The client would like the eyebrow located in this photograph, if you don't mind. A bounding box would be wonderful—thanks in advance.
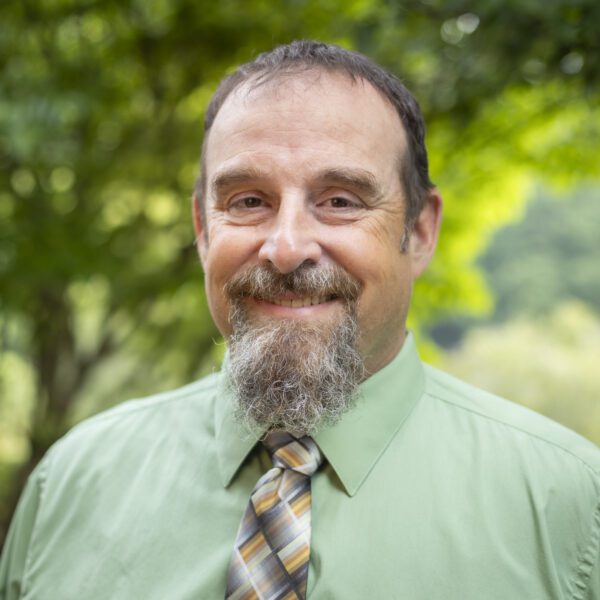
[210,166,384,200]
[210,167,267,198]
[315,167,383,201]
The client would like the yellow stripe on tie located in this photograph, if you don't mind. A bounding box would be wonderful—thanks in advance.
[277,445,305,468]
[282,543,310,575]
[252,488,279,516]
[239,531,267,563]
[290,491,310,518]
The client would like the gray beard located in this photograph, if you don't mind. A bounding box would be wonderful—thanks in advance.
[225,265,365,435]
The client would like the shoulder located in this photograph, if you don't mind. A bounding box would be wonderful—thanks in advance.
[0,372,226,596]
[44,371,222,476]
[423,363,600,478]
[72,371,218,430]
[418,365,600,597]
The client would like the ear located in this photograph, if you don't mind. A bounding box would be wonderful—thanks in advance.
[409,188,443,278]
[192,194,207,267]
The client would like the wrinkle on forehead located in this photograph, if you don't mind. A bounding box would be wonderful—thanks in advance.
[208,70,406,157]
[216,69,401,131]
[235,68,403,127]
[238,68,329,104]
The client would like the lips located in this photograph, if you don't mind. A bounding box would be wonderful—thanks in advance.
[263,295,336,308]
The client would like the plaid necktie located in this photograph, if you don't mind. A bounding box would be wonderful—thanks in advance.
[225,431,323,600]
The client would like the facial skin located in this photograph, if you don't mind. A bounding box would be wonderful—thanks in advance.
[194,71,442,376]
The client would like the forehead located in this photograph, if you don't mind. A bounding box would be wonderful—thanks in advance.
[204,71,407,187]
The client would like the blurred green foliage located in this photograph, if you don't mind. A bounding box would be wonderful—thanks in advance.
[430,186,600,346]
[481,187,600,320]
[1,0,599,546]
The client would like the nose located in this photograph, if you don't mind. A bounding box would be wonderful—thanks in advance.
[258,198,322,273]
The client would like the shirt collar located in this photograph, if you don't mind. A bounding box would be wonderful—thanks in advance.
[214,361,263,489]
[314,333,424,496]
[214,333,425,496]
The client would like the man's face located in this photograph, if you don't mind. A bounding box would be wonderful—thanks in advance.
[197,71,439,378]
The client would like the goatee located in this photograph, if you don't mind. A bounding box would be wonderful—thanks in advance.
[224,263,365,435]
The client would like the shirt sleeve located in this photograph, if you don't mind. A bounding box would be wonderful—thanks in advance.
[575,499,600,600]
[586,555,600,600]
[0,461,46,600]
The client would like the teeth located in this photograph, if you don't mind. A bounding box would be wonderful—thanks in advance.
[267,296,330,307]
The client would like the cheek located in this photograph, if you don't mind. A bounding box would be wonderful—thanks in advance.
[202,230,262,336]
[358,272,409,326]
[351,240,412,327]
[335,228,406,290]
[205,231,258,281]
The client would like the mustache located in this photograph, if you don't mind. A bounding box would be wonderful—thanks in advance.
[224,263,362,303]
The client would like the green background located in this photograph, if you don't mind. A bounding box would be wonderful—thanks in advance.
[1,0,599,548]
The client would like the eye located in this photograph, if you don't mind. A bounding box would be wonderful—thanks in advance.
[227,195,268,216]
[316,191,366,223]
[321,195,363,210]
[329,197,353,208]
[225,194,272,221]
[233,196,263,209]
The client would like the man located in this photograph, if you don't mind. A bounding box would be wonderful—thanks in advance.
[1,41,599,599]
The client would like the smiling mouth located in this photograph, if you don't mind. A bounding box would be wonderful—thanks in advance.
[260,294,338,308]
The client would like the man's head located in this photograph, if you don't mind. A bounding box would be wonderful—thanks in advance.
[193,41,442,434]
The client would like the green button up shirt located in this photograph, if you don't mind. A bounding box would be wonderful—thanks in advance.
[2,334,600,599]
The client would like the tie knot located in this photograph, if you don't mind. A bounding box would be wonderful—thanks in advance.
[263,431,322,477]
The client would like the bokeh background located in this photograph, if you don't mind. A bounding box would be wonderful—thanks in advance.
[1,0,599,549]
